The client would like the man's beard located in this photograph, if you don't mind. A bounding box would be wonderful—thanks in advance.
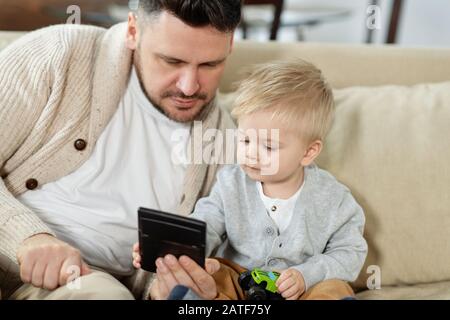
[133,49,212,123]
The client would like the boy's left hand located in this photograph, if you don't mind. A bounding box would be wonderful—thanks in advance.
[276,268,305,300]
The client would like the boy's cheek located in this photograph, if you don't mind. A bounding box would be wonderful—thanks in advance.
[260,152,280,176]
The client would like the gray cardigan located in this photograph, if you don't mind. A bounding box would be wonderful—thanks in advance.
[190,164,368,290]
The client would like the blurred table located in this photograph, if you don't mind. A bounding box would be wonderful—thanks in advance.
[242,5,352,41]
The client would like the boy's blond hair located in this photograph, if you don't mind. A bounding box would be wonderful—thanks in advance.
[231,59,335,143]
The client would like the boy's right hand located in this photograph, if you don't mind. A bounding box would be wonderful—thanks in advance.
[132,242,141,269]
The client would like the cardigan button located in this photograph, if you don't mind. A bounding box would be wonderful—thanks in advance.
[265,227,274,236]
[25,178,38,190]
[74,139,87,151]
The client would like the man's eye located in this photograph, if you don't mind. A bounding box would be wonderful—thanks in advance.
[166,60,181,65]
[202,63,219,68]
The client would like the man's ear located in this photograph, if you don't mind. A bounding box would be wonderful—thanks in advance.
[229,33,235,53]
[300,140,323,166]
[126,12,139,50]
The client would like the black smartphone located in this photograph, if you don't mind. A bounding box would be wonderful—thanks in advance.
[137,207,206,272]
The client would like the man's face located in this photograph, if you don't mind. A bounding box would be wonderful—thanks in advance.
[126,11,234,122]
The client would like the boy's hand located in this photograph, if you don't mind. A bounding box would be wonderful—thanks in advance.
[276,268,305,300]
[132,242,141,269]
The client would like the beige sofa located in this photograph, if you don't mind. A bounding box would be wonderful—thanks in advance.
[1,31,450,300]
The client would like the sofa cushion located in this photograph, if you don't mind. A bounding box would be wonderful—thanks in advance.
[356,280,450,300]
[218,81,450,292]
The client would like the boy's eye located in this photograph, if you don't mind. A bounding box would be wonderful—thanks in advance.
[263,144,279,151]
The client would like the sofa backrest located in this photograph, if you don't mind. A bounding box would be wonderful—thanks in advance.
[221,41,450,91]
[3,32,450,89]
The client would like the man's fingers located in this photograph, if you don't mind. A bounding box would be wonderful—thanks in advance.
[133,242,140,253]
[179,256,217,299]
[16,235,89,290]
[132,253,141,268]
[156,257,182,295]
[19,256,35,284]
[132,251,141,264]
[150,278,162,300]
[30,260,46,288]
[163,255,199,291]
[43,259,62,290]
[156,268,171,299]
[59,256,83,286]
[81,261,91,275]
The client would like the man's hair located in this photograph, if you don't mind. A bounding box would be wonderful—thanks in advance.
[231,60,335,142]
[138,0,242,33]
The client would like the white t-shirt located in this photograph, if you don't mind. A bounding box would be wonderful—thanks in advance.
[18,68,191,275]
[256,181,304,234]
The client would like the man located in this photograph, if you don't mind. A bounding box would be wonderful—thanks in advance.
[0,0,241,299]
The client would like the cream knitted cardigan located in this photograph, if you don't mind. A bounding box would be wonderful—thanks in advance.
[0,23,233,295]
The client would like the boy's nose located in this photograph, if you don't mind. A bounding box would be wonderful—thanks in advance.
[246,142,259,164]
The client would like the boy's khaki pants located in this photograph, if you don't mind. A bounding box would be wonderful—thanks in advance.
[212,258,355,300]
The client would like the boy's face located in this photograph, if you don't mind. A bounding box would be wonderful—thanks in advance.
[237,109,313,184]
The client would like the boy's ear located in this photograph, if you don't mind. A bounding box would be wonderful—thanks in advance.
[300,140,323,166]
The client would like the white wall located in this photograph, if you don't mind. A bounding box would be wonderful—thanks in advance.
[238,0,450,47]
[398,0,450,47]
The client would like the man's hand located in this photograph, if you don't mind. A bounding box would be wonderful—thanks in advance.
[132,242,141,269]
[276,268,305,300]
[151,255,220,300]
[16,233,91,290]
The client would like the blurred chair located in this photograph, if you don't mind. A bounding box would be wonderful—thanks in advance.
[241,0,352,41]
[366,0,404,44]
[241,0,284,40]
[386,0,403,44]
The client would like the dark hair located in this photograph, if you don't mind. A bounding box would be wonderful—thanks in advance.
[138,0,242,33]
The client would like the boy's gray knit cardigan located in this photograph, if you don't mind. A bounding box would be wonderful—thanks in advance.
[190,164,368,291]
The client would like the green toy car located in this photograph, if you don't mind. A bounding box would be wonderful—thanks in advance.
[238,268,284,300]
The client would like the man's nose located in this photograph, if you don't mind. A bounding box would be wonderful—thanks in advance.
[176,67,200,97]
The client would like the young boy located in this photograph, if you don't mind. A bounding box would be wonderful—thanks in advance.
[133,60,368,300]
